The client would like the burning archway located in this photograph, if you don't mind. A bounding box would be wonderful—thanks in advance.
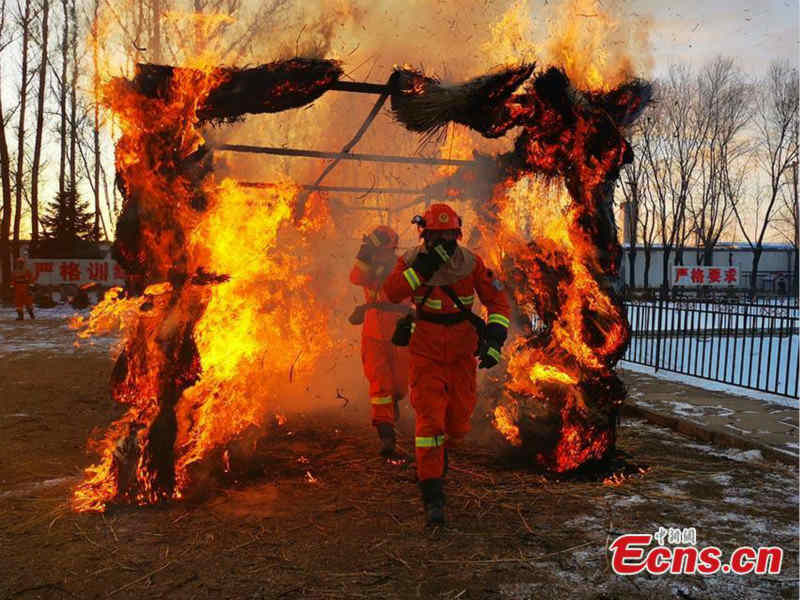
[70,54,650,511]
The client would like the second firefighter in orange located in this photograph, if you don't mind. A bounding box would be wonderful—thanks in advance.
[349,226,410,458]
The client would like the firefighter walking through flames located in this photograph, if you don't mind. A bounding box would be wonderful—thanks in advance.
[349,226,410,459]
[383,203,511,525]
[11,257,35,321]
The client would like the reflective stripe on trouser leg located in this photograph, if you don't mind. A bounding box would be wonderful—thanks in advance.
[415,434,445,447]
[362,337,398,426]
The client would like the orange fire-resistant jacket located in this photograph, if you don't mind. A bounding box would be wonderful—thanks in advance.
[382,245,511,362]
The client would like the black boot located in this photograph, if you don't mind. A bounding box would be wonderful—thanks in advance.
[26,306,34,319]
[16,309,24,321]
[376,422,396,458]
[419,478,445,525]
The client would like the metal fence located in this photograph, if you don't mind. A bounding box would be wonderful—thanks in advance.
[621,297,799,398]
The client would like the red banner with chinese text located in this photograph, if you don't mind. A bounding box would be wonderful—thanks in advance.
[672,266,740,287]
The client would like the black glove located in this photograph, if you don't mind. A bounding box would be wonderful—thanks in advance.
[485,322,508,347]
[478,322,508,369]
[410,240,456,280]
[478,343,502,369]
[356,242,375,263]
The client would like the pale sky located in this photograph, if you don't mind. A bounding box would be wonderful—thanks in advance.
[633,0,798,76]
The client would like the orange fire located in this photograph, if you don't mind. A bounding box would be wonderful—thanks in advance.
[71,58,332,512]
[471,0,649,471]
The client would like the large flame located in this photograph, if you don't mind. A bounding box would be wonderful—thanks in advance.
[71,51,332,512]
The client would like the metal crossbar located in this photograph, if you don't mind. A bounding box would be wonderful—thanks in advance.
[237,182,425,195]
[214,144,477,167]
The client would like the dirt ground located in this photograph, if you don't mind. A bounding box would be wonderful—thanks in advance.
[1,309,798,599]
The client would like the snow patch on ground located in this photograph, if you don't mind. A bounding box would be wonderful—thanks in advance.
[667,400,706,417]
[619,362,799,408]
[606,494,646,507]
[657,483,684,495]
[0,306,118,356]
[0,476,77,499]
[684,442,765,463]
[711,474,733,485]
[724,495,754,506]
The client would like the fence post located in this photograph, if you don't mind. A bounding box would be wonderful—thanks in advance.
[654,296,663,372]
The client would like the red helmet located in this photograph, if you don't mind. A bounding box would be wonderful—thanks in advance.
[368,225,399,249]
[413,203,462,237]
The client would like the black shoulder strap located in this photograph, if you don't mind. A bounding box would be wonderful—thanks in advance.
[441,285,468,313]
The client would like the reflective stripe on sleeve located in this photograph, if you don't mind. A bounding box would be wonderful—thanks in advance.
[487,346,502,362]
[415,435,445,448]
[487,313,510,328]
[371,396,393,405]
[403,267,422,290]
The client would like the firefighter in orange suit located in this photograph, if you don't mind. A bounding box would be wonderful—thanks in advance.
[383,203,511,525]
[11,257,35,320]
[349,225,410,458]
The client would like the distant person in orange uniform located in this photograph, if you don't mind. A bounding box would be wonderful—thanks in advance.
[11,257,35,320]
[349,225,410,458]
[383,203,511,525]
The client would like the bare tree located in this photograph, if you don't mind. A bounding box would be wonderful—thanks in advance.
[619,121,648,289]
[68,0,76,191]
[732,61,799,294]
[12,0,33,258]
[640,67,711,294]
[0,0,15,291]
[91,0,99,239]
[639,170,659,290]
[29,0,48,248]
[57,0,66,195]
[688,58,751,267]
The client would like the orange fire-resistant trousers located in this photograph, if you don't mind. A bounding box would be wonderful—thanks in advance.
[361,337,409,425]
[410,352,477,481]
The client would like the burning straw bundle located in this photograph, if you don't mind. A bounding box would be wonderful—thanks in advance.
[388,64,534,139]
[392,64,652,471]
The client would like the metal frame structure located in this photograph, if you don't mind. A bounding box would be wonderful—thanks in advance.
[212,80,479,217]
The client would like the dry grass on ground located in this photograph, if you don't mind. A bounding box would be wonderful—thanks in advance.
[0,314,797,599]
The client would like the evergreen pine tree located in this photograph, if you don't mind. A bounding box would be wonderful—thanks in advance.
[34,186,101,257]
